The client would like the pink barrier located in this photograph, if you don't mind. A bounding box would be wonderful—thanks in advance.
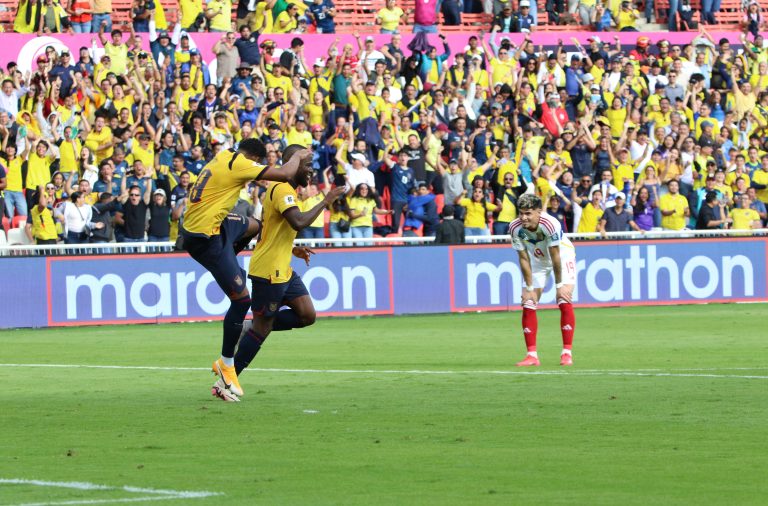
[1,32,744,77]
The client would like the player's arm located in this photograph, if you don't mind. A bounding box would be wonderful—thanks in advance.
[257,148,313,183]
[282,186,346,231]
[516,247,534,290]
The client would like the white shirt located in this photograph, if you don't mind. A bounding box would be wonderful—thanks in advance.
[361,49,385,73]
[60,202,93,234]
[344,165,375,192]
[509,213,574,268]
[0,88,25,118]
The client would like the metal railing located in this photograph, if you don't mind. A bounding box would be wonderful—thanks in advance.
[1,229,767,257]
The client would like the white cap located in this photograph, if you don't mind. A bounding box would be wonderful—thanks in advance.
[351,153,366,162]
[548,93,561,101]
[313,57,326,67]
[154,189,166,197]
[365,36,375,42]
[520,0,530,6]
[615,192,626,200]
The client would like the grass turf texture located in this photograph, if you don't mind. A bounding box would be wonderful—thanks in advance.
[0,305,766,505]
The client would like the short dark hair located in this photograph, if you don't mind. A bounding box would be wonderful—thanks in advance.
[239,138,267,159]
[282,143,305,164]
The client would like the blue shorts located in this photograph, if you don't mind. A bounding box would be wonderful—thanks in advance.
[183,214,249,297]
[249,272,309,317]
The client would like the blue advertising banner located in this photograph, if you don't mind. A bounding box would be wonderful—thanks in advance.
[0,237,765,328]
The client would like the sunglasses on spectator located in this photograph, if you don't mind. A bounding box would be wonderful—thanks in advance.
[46,185,56,190]
[130,193,140,197]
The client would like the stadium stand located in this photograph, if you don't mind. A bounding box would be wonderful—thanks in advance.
[0,0,766,249]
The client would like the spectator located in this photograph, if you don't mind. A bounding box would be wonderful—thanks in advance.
[696,191,731,230]
[493,171,518,235]
[377,0,406,34]
[599,192,642,236]
[405,182,438,236]
[384,148,416,234]
[630,186,656,231]
[659,180,690,230]
[90,192,120,243]
[347,183,391,245]
[455,186,498,241]
[67,0,93,33]
[213,33,239,85]
[746,187,767,225]
[441,0,462,26]
[91,0,112,32]
[307,0,336,34]
[132,0,155,33]
[413,0,440,34]
[492,4,516,32]
[434,205,464,244]
[516,0,536,31]
[575,189,604,233]
[116,183,152,242]
[56,191,104,244]
[178,0,204,32]
[731,194,762,230]
[206,0,232,32]
[148,188,172,241]
[616,1,640,32]
[297,184,326,240]
[26,187,59,245]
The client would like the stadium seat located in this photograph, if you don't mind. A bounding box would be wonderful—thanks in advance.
[435,194,445,216]
[6,227,31,246]
[11,216,27,229]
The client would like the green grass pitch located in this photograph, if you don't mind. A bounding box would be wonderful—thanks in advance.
[1,305,767,505]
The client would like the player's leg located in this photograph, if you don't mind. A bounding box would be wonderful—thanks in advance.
[516,287,543,366]
[233,275,285,376]
[517,266,546,367]
[558,251,577,366]
[205,216,253,396]
[232,216,262,254]
[271,273,314,331]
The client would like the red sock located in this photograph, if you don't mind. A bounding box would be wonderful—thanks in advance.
[522,301,538,352]
[559,301,575,350]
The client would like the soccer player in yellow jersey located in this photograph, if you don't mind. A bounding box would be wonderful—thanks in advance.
[181,139,312,402]
[221,145,346,402]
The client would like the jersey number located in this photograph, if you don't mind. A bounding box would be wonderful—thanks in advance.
[533,248,545,258]
[565,260,575,274]
[189,169,212,203]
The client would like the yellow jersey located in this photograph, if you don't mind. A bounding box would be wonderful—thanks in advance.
[300,194,326,228]
[183,150,267,236]
[731,208,760,230]
[348,196,375,227]
[31,205,58,241]
[659,193,688,230]
[85,126,114,162]
[458,198,497,229]
[751,169,768,203]
[578,203,603,233]
[58,138,82,174]
[496,189,518,222]
[248,182,299,283]
[26,152,53,190]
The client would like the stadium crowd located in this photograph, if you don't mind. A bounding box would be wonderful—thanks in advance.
[1,4,768,246]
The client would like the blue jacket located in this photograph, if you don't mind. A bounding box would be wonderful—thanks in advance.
[419,42,451,81]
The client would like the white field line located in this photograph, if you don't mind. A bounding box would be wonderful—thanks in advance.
[0,363,766,380]
[0,478,220,506]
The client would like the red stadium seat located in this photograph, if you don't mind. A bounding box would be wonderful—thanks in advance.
[11,216,27,229]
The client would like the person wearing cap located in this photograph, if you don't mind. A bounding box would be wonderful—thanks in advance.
[491,3,515,33]
[541,91,568,138]
[481,34,515,88]
[360,36,386,73]
[516,0,536,30]
[147,188,173,242]
[49,50,78,97]
[285,113,312,148]
[98,25,128,76]
[599,192,642,237]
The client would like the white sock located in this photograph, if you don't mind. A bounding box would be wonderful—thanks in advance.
[561,349,572,356]
[221,356,234,367]
[528,351,539,358]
